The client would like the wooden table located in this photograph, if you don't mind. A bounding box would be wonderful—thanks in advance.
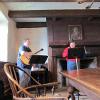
[60,68,100,100]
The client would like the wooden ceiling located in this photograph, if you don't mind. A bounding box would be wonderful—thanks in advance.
[1,0,100,2]
[9,9,100,28]
[9,10,100,18]
[2,0,100,28]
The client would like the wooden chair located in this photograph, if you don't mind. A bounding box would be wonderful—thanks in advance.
[4,63,68,100]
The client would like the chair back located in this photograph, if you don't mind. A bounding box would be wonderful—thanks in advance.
[4,63,41,99]
[4,63,68,100]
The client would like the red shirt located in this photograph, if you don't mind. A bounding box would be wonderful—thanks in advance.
[62,47,79,62]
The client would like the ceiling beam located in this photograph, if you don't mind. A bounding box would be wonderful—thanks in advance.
[9,10,100,18]
[0,0,75,2]
[1,0,100,2]
[16,22,47,28]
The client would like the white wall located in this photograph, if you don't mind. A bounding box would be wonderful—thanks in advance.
[0,3,48,63]
[0,3,8,19]
[0,2,17,63]
[17,27,48,62]
[7,18,17,62]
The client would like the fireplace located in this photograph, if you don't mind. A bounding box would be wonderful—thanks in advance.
[57,58,67,87]
[48,44,99,82]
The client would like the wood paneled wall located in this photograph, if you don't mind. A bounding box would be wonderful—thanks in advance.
[47,17,100,81]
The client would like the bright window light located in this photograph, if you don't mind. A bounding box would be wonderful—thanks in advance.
[0,11,8,62]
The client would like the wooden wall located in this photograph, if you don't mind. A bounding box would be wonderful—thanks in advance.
[47,17,100,81]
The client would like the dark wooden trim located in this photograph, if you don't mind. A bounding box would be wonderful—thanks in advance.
[2,0,100,2]
[0,0,74,1]
[8,10,100,18]
[49,44,100,48]
[16,22,47,28]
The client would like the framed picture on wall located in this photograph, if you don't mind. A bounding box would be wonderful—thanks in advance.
[68,25,82,41]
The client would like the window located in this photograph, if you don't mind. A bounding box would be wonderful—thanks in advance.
[0,11,8,61]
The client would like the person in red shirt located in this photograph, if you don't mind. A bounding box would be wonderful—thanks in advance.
[62,41,80,99]
[62,41,80,71]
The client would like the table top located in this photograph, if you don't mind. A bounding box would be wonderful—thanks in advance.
[60,68,100,100]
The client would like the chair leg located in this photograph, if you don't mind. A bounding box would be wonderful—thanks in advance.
[36,88,40,97]
[43,87,46,96]
[51,86,55,95]
[67,86,75,100]
[68,94,75,100]
[71,94,75,100]
[78,92,79,100]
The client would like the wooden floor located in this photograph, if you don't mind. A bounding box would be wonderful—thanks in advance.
[44,87,91,100]
[3,87,91,100]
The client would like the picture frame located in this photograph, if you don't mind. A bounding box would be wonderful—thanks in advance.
[68,25,82,41]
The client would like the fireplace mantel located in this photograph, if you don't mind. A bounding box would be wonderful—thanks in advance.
[49,44,67,48]
[49,44,100,48]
